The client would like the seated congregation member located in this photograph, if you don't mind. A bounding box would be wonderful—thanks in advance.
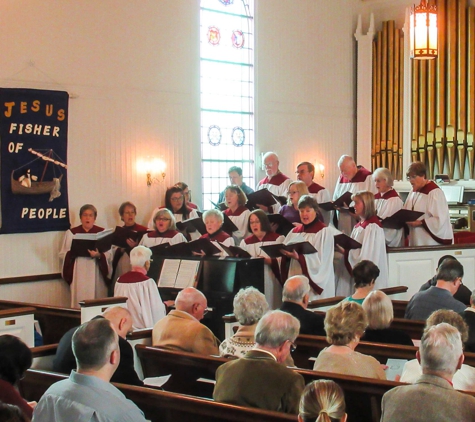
[152,287,219,355]
[219,287,269,358]
[333,155,377,235]
[200,209,234,256]
[279,180,309,224]
[335,191,388,297]
[343,260,379,304]
[60,204,112,308]
[400,309,475,391]
[279,275,325,336]
[402,161,453,246]
[299,380,347,422]
[240,209,284,308]
[140,209,187,248]
[111,201,149,282]
[464,289,475,353]
[361,290,413,346]
[295,161,332,225]
[147,185,199,239]
[114,246,166,329]
[175,181,199,210]
[53,307,143,386]
[218,166,254,204]
[381,323,475,422]
[312,301,386,380]
[405,258,466,320]
[223,185,251,244]
[283,195,339,300]
[419,255,471,306]
[256,151,291,213]
[213,310,305,414]
[0,402,30,422]
[33,318,147,422]
[0,335,35,420]
[373,167,404,247]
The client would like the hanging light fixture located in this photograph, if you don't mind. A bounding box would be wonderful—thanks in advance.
[410,0,438,59]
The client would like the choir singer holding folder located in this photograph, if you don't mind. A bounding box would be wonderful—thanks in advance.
[140,209,187,248]
[281,196,340,300]
[60,204,112,308]
[199,209,235,256]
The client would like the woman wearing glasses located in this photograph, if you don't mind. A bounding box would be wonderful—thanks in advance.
[140,209,187,248]
[402,161,453,246]
[279,180,309,224]
[175,181,199,211]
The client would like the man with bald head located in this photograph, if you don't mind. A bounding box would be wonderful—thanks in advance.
[256,151,291,213]
[333,155,377,235]
[53,306,143,386]
[152,287,219,355]
[279,275,325,336]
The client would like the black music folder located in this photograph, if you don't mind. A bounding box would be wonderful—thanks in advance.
[319,191,353,211]
[334,233,362,250]
[210,200,228,211]
[112,226,148,249]
[218,243,252,258]
[187,238,222,256]
[246,189,280,209]
[176,217,207,235]
[222,215,239,235]
[70,229,114,257]
[268,213,295,236]
[381,209,424,230]
[260,241,317,258]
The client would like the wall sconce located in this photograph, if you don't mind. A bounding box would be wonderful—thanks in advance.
[140,157,166,186]
[410,0,438,60]
[315,161,325,179]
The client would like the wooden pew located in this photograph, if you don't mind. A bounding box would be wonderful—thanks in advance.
[20,369,297,422]
[0,300,80,344]
[0,307,36,347]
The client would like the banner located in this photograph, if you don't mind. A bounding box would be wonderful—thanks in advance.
[0,88,70,234]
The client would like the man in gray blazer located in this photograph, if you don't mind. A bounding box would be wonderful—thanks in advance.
[381,322,475,422]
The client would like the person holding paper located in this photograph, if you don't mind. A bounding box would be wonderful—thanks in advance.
[223,185,251,244]
[402,161,453,246]
[333,155,377,235]
[140,209,187,248]
[60,204,112,308]
[373,167,404,247]
[240,209,285,307]
[282,195,339,300]
[112,201,149,283]
[147,186,200,240]
[296,161,331,225]
[256,152,291,213]
[335,191,388,297]
[199,209,234,256]
[279,180,309,224]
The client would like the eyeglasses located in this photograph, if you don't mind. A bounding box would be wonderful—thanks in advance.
[171,196,184,202]
[288,191,299,195]
[288,340,297,353]
[406,175,418,180]
[156,217,171,222]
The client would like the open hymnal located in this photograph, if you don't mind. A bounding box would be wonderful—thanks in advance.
[157,259,201,289]
[319,191,353,212]
[71,228,114,257]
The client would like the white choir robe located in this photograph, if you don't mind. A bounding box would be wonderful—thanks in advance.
[256,172,292,213]
[402,181,453,246]
[284,221,340,300]
[375,189,404,247]
[147,207,200,240]
[335,216,388,297]
[114,270,166,329]
[308,182,332,226]
[201,230,235,257]
[224,206,251,245]
[240,232,285,308]
[332,166,377,235]
[139,230,187,248]
[59,226,112,309]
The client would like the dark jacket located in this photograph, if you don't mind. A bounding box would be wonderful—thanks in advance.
[419,275,471,306]
[280,301,325,336]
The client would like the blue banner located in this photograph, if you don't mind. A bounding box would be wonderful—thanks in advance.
[0,88,70,234]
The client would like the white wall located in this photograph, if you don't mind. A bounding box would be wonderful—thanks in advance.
[0,0,359,300]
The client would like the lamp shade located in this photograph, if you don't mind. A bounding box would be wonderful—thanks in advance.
[410,0,438,59]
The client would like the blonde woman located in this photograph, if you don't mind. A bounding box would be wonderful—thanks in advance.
[299,380,347,422]
[279,180,309,224]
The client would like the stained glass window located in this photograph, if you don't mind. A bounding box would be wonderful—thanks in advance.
[200,0,254,208]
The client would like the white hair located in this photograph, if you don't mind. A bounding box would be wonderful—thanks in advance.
[129,245,152,268]
[372,167,394,187]
[233,287,268,326]
[255,310,300,348]
[203,209,224,224]
[282,275,310,302]
[337,155,353,168]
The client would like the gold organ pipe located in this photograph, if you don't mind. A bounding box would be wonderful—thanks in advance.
[412,60,420,155]
[393,28,401,178]
[381,22,388,169]
[372,41,377,172]
[427,59,437,178]
[446,0,457,177]
[398,33,404,180]
[419,60,428,166]
[457,0,468,178]
[387,21,395,173]
[436,0,447,173]
[376,31,383,169]
[467,7,475,178]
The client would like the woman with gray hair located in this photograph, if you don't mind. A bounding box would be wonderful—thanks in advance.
[219,286,269,358]
[140,208,187,248]
[372,167,404,247]
[199,209,234,256]
[114,245,166,329]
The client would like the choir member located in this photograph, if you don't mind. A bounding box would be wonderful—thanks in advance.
[296,161,332,225]
[223,185,251,244]
[279,180,309,224]
[200,209,235,256]
[335,191,388,297]
[60,204,112,308]
[240,209,285,308]
[372,168,404,247]
[402,161,453,246]
[175,181,199,210]
[111,201,149,283]
[147,186,200,239]
[256,151,291,213]
[333,155,377,235]
[282,195,339,300]
[140,209,187,248]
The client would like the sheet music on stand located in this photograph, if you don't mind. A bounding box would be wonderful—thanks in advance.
[157,259,201,289]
